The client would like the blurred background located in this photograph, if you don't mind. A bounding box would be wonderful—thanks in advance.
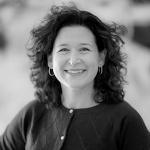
[0,0,150,134]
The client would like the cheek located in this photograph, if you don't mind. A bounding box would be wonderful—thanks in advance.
[87,54,99,68]
[90,63,99,76]
[88,57,100,74]
[53,56,65,72]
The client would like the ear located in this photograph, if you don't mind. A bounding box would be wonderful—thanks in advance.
[47,55,53,69]
[98,49,107,66]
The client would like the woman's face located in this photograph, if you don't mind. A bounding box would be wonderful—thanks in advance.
[48,25,106,89]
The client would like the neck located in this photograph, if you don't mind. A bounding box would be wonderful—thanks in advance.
[61,85,98,109]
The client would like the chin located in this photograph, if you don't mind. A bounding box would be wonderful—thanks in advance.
[65,80,94,90]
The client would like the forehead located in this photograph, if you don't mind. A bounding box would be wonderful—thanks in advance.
[54,25,96,46]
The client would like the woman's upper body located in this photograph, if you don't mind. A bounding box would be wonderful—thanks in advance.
[0,3,149,150]
[0,99,149,150]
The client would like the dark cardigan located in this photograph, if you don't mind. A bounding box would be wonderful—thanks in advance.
[0,100,149,150]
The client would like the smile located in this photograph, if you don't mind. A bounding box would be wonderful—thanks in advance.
[64,69,86,74]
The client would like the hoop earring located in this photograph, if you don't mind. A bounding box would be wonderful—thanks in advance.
[98,66,103,75]
[49,68,54,76]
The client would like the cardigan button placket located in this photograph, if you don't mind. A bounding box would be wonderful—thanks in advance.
[60,135,65,140]
[69,109,73,114]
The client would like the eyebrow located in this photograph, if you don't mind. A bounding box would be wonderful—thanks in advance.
[58,43,92,47]
[58,44,68,47]
[80,43,92,47]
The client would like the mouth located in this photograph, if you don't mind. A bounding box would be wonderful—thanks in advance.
[64,69,86,75]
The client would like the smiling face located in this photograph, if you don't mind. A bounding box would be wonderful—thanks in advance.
[48,25,106,90]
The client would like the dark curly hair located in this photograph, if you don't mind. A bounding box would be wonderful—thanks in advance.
[28,4,127,108]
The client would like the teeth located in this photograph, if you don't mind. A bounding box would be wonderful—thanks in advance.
[66,70,85,73]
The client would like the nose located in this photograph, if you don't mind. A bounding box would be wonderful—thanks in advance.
[68,51,81,65]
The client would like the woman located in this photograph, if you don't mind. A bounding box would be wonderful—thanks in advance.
[0,4,149,150]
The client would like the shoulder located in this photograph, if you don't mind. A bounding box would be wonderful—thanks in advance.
[0,100,49,149]
[18,99,50,124]
[113,101,150,149]
[96,101,149,149]
[6,99,48,131]
[21,99,46,114]
[109,100,149,133]
[109,100,143,119]
[103,100,149,131]
[18,100,45,117]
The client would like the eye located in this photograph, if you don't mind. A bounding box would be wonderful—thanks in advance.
[58,48,70,53]
[80,47,90,52]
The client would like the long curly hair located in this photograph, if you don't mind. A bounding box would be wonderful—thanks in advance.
[28,4,127,108]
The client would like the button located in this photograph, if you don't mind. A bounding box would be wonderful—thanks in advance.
[60,135,65,140]
[69,109,73,113]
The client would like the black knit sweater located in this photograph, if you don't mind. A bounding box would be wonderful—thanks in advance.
[0,100,149,150]
[61,102,149,150]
